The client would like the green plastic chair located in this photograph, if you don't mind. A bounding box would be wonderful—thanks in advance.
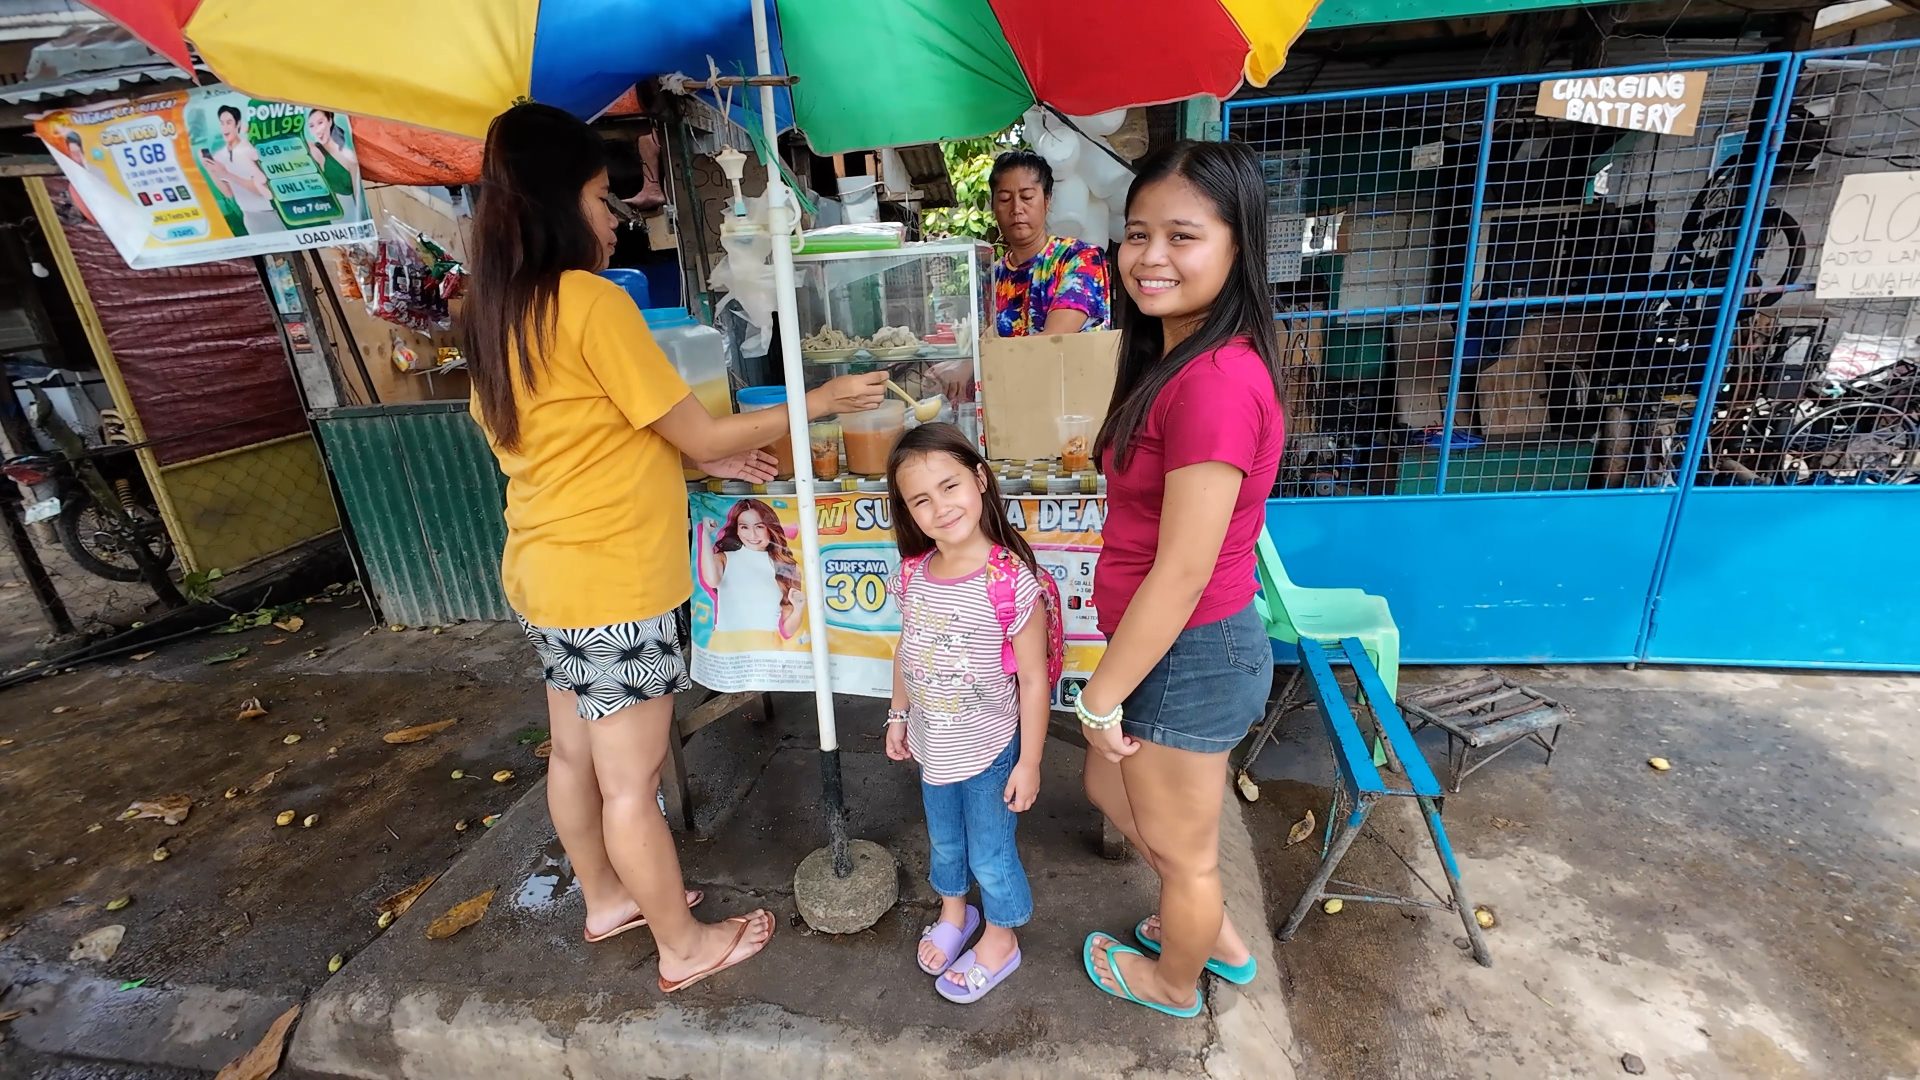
[1252,527,1400,698]
[1240,526,1402,796]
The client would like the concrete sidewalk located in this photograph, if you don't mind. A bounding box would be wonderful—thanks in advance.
[289,695,1298,1080]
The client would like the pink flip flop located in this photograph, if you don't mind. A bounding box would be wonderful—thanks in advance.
[936,946,1022,1003]
[917,905,980,974]
[584,889,704,943]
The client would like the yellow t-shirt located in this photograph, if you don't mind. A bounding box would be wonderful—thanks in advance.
[473,271,694,629]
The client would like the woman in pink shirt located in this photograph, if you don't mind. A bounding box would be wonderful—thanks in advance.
[1073,141,1285,1018]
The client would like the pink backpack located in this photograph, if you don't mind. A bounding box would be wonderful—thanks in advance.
[899,547,1065,688]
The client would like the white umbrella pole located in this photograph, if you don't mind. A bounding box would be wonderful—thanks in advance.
[753,0,851,875]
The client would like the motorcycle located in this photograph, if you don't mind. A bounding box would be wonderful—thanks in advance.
[2,447,176,585]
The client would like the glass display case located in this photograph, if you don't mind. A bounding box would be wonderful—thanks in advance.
[793,239,994,459]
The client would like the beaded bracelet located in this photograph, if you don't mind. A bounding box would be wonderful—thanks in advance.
[1075,695,1123,730]
[886,708,910,725]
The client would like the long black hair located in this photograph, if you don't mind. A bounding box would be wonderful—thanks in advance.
[465,103,608,451]
[885,423,1040,577]
[1094,140,1283,468]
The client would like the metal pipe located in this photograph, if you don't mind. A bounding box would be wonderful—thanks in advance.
[1435,86,1501,494]
[753,0,852,876]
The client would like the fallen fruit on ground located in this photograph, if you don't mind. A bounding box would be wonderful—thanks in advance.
[452,819,469,832]
[1286,809,1316,847]
[327,953,344,973]
[383,718,457,745]
[449,769,465,779]
[119,795,193,826]
[274,810,296,826]
[302,814,320,828]
[425,888,496,940]
[150,844,170,862]
[1323,898,1344,914]
[213,1002,300,1080]
[105,895,132,912]
[492,770,514,783]
[70,925,125,962]
[1475,906,1497,928]
[376,910,395,929]
[234,698,268,721]
[1648,756,1672,771]
[282,733,302,745]
[377,872,441,920]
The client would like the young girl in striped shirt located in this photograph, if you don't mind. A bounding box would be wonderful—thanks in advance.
[885,423,1050,1003]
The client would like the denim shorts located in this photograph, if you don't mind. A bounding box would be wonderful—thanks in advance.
[1121,602,1272,754]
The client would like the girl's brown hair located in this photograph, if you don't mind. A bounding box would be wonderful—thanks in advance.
[464,103,607,451]
[885,423,1039,575]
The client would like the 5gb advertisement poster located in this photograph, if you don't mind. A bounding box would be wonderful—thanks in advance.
[688,491,1109,710]
[36,85,373,270]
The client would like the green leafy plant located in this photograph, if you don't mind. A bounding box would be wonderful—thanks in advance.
[181,567,225,605]
[922,130,1021,243]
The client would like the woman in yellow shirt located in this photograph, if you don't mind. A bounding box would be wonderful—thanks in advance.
[467,103,886,992]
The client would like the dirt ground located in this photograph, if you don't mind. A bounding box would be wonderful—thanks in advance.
[0,597,547,1071]
[1245,665,1920,1080]
[4,592,1916,1079]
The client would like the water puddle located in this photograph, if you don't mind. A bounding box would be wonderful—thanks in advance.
[512,836,580,910]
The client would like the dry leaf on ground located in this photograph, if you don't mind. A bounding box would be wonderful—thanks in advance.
[243,766,285,795]
[377,872,441,920]
[1286,809,1317,847]
[129,651,155,662]
[0,1008,23,1023]
[262,637,286,647]
[533,739,553,759]
[204,647,248,665]
[69,925,126,963]
[425,888,495,940]
[382,719,457,745]
[0,738,16,748]
[0,926,18,944]
[234,697,268,721]
[272,616,304,633]
[213,1003,301,1080]
[119,795,192,826]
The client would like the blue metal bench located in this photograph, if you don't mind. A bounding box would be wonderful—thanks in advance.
[1277,637,1493,967]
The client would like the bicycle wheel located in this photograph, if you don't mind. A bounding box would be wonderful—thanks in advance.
[1778,401,1919,484]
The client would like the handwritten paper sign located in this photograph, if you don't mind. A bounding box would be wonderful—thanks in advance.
[1534,71,1707,136]
[1816,171,1920,299]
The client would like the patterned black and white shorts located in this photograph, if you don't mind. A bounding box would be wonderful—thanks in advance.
[516,610,692,721]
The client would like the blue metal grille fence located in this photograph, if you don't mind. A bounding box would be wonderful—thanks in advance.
[1229,40,1920,669]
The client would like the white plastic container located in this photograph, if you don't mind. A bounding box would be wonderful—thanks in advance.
[643,308,731,419]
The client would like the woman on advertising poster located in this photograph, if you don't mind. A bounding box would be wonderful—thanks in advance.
[701,499,806,642]
[304,109,360,219]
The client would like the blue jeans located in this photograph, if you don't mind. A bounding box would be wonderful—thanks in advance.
[920,736,1032,928]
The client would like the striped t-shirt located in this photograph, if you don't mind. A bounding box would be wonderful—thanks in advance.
[892,555,1042,785]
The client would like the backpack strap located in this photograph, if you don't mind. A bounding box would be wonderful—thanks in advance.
[985,547,1022,677]
[897,551,932,604]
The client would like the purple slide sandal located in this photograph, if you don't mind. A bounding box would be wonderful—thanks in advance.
[918,905,980,974]
[936,947,1022,1003]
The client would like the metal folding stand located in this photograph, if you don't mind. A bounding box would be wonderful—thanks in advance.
[1275,638,1493,967]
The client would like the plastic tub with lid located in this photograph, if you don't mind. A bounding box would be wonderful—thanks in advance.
[643,308,730,419]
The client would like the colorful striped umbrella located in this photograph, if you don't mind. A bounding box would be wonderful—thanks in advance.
[79,0,1316,152]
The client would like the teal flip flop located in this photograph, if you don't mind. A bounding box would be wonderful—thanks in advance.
[1082,932,1205,1019]
[1132,918,1259,986]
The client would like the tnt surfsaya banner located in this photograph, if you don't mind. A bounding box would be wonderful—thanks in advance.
[35,86,373,269]
[689,491,1109,709]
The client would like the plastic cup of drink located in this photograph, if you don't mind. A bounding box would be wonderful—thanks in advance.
[1058,414,1094,472]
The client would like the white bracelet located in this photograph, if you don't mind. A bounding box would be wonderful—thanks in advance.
[886,708,909,725]
[1076,695,1122,730]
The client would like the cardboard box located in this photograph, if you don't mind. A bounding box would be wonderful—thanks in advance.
[980,330,1121,460]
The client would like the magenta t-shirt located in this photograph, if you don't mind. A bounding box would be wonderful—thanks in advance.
[1094,339,1284,637]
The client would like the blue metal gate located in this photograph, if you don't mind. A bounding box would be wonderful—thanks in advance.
[1229,41,1920,670]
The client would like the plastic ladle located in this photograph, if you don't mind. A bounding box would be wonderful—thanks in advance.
[886,379,944,423]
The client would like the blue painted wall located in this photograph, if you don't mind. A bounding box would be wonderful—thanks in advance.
[1265,491,1676,664]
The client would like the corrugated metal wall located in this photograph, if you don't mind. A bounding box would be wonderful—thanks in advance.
[314,403,512,625]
